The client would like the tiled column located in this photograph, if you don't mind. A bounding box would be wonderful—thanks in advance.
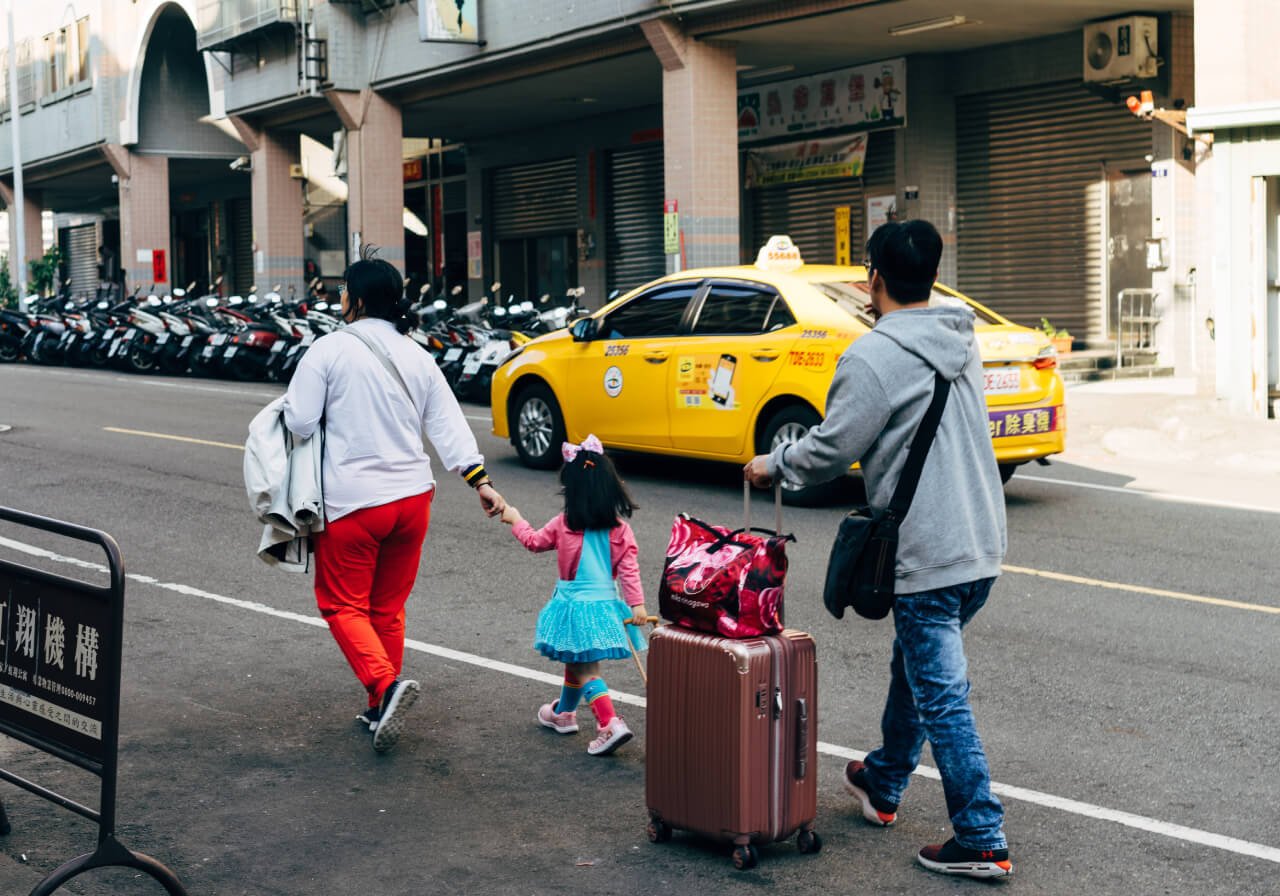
[326,89,404,266]
[643,19,739,269]
[0,182,45,285]
[231,119,305,295]
[103,146,171,292]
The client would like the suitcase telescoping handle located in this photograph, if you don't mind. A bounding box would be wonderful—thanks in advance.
[743,479,784,536]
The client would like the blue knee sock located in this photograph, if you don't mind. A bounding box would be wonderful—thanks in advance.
[580,677,607,707]
[556,671,585,713]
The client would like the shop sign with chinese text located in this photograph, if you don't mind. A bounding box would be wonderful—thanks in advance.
[738,58,906,144]
[745,135,869,188]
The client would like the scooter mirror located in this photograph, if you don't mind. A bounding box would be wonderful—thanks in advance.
[433,299,447,310]
[215,275,224,286]
[451,285,463,296]
[420,284,430,295]
[540,294,550,304]
[490,282,501,293]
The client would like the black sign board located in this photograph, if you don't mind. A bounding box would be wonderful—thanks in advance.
[0,507,187,896]
[0,569,113,765]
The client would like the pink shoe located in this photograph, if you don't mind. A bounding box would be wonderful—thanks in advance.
[587,717,633,756]
[537,702,579,734]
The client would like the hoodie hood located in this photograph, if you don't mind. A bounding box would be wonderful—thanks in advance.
[871,305,975,381]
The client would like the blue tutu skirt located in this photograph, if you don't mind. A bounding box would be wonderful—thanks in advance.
[534,581,647,664]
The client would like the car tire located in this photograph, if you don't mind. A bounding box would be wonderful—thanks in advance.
[512,383,566,470]
[998,463,1018,485]
[757,405,835,507]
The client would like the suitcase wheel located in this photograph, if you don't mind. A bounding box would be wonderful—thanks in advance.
[797,829,822,854]
[731,844,758,871]
[646,819,673,844]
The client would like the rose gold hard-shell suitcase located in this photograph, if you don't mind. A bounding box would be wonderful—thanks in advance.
[644,625,820,869]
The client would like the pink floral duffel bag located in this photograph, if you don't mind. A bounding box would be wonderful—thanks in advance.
[658,491,793,638]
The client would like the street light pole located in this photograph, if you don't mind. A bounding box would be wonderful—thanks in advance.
[6,0,27,312]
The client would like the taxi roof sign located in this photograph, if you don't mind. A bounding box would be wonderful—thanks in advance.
[755,235,804,272]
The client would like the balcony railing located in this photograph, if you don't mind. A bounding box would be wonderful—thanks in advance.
[197,0,306,52]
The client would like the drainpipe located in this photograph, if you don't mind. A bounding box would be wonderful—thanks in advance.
[7,1,26,311]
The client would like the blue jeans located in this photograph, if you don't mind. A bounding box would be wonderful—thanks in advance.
[862,577,1006,850]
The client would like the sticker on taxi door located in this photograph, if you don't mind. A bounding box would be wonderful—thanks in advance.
[673,353,737,410]
[604,366,624,397]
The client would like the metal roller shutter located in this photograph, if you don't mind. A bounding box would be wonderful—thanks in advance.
[607,145,665,295]
[228,197,253,295]
[492,158,578,238]
[750,130,896,265]
[956,80,1151,339]
[65,224,98,298]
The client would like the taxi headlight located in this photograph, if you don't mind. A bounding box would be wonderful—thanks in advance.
[498,345,525,370]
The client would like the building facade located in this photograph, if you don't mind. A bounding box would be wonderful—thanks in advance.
[9,0,1265,414]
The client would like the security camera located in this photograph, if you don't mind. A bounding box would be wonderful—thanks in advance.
[229,156,252,172]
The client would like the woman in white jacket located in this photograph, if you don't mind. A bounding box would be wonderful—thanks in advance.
[284,250,505,753]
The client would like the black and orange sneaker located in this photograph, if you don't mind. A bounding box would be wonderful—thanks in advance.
[842,760,898,826]
[917,838,1013,879]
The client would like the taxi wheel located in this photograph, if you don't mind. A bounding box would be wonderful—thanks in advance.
[512,384,566,470]
[998,463,1018,485]
[759,406,831,507]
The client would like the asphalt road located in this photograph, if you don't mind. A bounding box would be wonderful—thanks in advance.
[0,364,1277,896]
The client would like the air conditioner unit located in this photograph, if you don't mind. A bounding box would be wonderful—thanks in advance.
[1083,16,1159,83]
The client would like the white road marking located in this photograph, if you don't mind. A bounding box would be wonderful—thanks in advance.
[2,533,1279,866]
[5,366,281,399]
[1014,473,1280,516]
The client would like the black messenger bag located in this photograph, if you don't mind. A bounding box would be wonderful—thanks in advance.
[822,375,950,620]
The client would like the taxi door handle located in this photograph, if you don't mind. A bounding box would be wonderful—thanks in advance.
[643,351,669,364]
[751,350,780,362]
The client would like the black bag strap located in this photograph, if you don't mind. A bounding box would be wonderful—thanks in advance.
[886,374,951,521]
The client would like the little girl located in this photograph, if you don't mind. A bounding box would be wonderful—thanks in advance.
[501,435,649,756]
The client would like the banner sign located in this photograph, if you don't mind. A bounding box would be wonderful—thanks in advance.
[738,58,906,144]
[0,562,112,764]
[663,200,679,255]
[420,0,479,43]
[834,206,852,265]
[745,135,869,188]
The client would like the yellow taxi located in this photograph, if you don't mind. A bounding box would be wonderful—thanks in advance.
[491,237,1065,503]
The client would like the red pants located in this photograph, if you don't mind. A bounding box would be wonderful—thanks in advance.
[313,490,433,705]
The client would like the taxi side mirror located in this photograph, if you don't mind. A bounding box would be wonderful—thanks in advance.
[571,317,599,342]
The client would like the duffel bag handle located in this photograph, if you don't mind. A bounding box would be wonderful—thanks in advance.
[743,479,783,536]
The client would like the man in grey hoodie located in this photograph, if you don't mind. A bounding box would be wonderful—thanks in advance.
[745,220,1011,879]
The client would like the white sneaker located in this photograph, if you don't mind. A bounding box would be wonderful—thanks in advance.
[587,717,633,756]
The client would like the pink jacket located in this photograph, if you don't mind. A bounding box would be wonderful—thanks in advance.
[511,514,645,607]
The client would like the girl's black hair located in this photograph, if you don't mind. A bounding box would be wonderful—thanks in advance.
[560,449,637,532]
[343,245,419,334]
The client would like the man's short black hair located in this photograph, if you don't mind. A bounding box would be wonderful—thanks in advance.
[865,220,942,304]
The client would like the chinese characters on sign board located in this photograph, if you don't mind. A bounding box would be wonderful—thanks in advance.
[745,135,869,188]
[419,0,479,42]
[738,58,906,144]
[988,407,1058,439]
[0,571,110,762]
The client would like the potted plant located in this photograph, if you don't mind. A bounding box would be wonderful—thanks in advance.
[1040,318,1073,354]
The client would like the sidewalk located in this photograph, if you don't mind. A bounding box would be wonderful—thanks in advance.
[1053,378,1280,512]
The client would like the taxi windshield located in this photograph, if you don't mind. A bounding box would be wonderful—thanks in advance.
[813,280,1005,326]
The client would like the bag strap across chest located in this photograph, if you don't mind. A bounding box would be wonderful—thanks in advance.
[885,374,951,522]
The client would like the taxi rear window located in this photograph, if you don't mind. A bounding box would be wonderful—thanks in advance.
[813,281,1004,326]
